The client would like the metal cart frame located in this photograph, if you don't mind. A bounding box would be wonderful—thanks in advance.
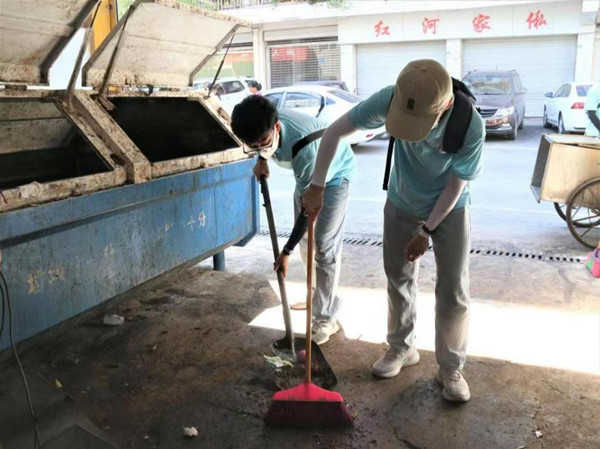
[531,134,600,249]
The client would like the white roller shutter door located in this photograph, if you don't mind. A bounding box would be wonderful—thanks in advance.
[268,42,341,89]
[463,36,577,117]
[356,42,446,98]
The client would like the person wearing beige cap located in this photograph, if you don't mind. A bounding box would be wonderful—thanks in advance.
[302,59,485,402]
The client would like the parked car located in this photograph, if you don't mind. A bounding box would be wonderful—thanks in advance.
[292,80,350,92]
[263,85,383,145]
[543,82,594,134]
[462,70,526,140]
[193,76,259,114]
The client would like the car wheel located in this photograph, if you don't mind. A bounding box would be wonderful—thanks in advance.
[542,108,551,129]
[558,114,566,134]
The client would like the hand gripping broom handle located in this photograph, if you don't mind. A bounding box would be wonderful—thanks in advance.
[305,214,316,384]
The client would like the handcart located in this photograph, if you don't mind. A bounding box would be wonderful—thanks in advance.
[531,134,600,249]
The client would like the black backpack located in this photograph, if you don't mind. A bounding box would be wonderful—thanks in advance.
[382,78,478,190]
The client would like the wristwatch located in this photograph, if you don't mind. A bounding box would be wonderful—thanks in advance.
[418,224,435,239]
[282,247,292,256]
[417,227,430,239]
[421,224,435,235]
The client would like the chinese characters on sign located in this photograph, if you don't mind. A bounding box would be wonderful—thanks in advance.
[368,10,549,39]
[526,10,547,30]
[422,17,439,35]
[472,13,491,33]
[374,20,391,38]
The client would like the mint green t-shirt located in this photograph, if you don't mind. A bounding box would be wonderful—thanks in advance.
[348,86,485,218]
[272,109,357,194]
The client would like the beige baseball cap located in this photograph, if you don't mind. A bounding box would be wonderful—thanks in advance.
[386,59,453,142]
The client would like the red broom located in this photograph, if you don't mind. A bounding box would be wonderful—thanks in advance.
[264,214,354,427]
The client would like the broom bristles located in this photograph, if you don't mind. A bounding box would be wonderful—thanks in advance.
[264,382,354,427]
[264,217,353,428]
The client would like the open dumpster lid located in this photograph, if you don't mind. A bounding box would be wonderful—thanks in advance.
[83,0,251,88]
[0,0,98,85]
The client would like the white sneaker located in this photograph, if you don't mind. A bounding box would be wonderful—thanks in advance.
[371,347,420,378]
[435,368,471,402]
[312,321,340,345]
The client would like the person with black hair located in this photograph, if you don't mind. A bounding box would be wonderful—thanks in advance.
[231,95,357,345]
[248,80,262,95]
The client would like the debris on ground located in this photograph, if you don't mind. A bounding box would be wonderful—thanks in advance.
[264,355,294,373]
[103,314,125,326]
[535,430,543,438]
[53,378,62,389]
[183,427,198,438]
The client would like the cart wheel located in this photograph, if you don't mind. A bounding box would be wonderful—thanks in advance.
[566,178,600,249]
[553,202,567,222]
[554,201,594,227]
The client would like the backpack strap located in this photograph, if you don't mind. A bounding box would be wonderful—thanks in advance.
[442,78,476,153]
[382,136,395,191]
[292,129,326,159]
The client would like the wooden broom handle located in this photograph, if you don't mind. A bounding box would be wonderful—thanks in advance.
[305,214,315,384]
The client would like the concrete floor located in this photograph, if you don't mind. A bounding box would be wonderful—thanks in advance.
[1,235,599,449]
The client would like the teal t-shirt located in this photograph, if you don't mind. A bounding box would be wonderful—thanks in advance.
[584,85,600,136]
[272,109,357,193]
[347,86,485,218]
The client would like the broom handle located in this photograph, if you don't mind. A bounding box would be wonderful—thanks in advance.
[305,214,315,384]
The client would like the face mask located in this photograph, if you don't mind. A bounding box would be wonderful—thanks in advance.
[257,128,280,160]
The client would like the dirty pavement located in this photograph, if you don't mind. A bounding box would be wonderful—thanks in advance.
[1,234,598,449]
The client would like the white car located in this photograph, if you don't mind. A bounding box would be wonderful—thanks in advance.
[263,85,384,145]
[193,76,259,114]
[543,82,595,134]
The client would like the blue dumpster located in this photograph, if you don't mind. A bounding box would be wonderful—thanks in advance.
[0,0,257,350]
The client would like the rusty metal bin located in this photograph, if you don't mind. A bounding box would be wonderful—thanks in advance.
[0,0,127,212]
[77,0,251,181]
[0,0,258,350]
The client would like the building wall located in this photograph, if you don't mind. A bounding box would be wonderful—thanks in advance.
[337,1,587,44]
[237,0,598,117]
[338,1,595,82]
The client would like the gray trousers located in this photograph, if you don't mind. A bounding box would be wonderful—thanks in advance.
[294,180,349,324]
[383,199,470,370]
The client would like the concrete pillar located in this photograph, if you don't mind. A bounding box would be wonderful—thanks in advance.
[340,44,357,94]
[575,32,595,81]
[579,0,599,81]
[446,38,462,79]
[252,28,268,87]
